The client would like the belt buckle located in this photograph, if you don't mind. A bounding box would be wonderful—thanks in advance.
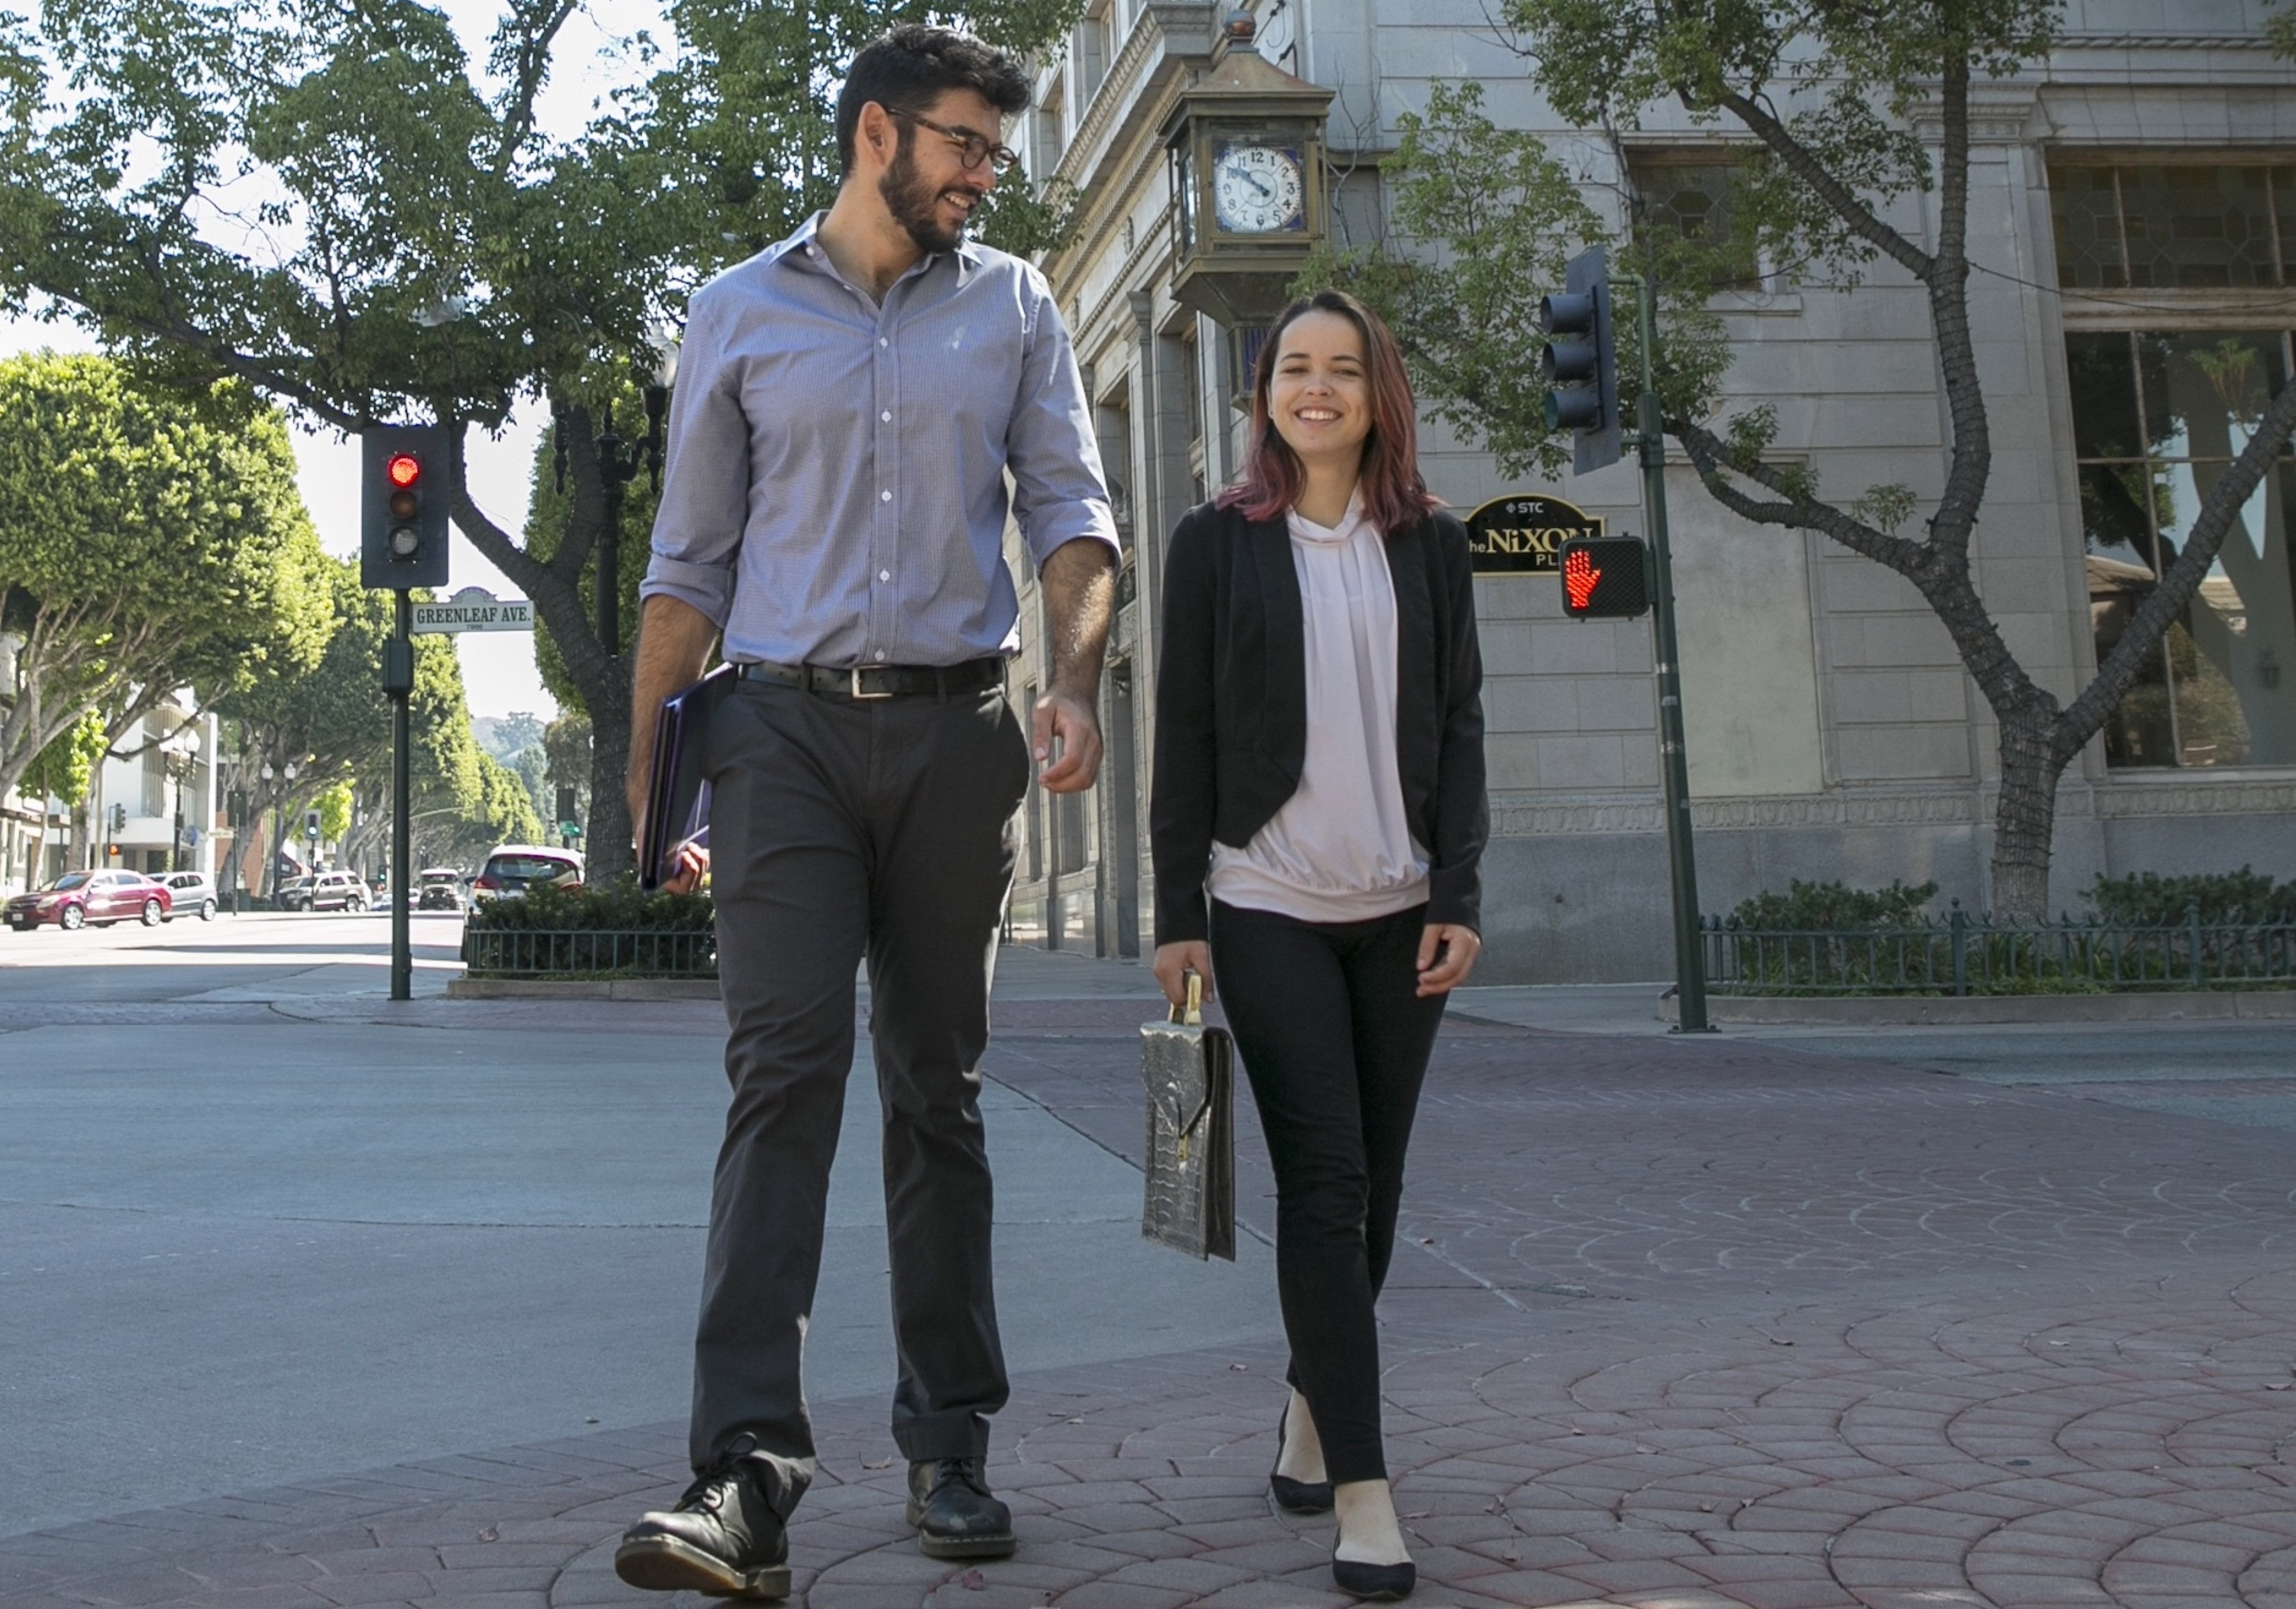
[848,666,894,701]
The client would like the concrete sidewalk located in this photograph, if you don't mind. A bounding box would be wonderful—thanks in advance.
[10,946,2296,1607]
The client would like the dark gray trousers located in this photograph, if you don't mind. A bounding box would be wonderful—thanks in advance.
[691,677,1030,1508]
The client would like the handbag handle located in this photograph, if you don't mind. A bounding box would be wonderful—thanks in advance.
[1167,969,1203,1027]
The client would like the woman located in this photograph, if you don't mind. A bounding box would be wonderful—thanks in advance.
[1149,290,1487,1602]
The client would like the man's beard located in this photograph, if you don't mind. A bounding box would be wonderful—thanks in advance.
[880,142,975,255]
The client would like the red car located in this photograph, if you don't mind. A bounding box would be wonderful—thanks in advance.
[5,870,173,931]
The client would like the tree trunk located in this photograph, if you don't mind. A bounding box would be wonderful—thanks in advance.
[587,698,632,885]
[1990,711,2065,920]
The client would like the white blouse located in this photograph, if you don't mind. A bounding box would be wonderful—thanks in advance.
[1206,489,1432,924]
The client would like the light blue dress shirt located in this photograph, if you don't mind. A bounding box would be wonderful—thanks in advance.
[639,214,1120,669]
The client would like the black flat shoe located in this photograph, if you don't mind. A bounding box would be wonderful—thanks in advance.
[1269,1403,1334,1515]
[906,1457,1016,1560]
[1332,1552,1415,1602]
[616,1455,791,1600]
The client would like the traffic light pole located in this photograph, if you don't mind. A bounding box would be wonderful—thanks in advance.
[389,590,413,1002]
[1632,275,1713,1033]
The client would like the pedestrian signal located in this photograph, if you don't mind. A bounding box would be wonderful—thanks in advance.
[1539,246,1622,475]
[362,424,450,589]
[1557,535,1652,620]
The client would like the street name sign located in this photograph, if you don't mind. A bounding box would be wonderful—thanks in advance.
[412,588,534,635]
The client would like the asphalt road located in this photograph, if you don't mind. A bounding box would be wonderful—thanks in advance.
[0,914,1281,1537]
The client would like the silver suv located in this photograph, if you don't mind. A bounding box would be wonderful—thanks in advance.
[160,871,218,921]
[281,870,369,913]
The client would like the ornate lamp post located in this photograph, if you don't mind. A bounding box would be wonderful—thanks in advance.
[261,759,297,901]
[168,727,201,872]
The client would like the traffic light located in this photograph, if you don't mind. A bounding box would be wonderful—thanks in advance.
[361,424,450,589]
[304,808,323,840]
[109,802,126,833]
[1539,245,1622,475]
[1558,535,1653,621]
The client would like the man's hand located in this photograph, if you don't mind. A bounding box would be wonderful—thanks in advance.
[1152,941,1213,1011]
[661,841,710,896]
[1415,924,1481,997]
[1032,687,1103,792]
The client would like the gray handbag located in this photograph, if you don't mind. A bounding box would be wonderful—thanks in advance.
[1139,972,1236,1261]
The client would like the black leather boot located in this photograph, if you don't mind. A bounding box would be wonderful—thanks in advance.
[905,1457,1016,1560]
[616,1450,792,1599]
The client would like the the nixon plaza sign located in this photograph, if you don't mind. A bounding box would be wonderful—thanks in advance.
[1461,493,1606,574]
[411,587,534,634]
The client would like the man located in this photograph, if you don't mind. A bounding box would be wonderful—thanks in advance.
[612,25,1118,1602]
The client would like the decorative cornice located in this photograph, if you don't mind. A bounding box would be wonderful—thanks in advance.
[2054,33,2279,51]
[2092,777,2296,818]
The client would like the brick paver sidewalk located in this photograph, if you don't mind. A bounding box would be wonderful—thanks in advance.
[10,1007,2296,1608]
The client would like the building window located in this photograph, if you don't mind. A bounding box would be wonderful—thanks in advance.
[2050,162,2295,290]
[1076,2,1112,101]
[1632,154,1762,290]
[1033,83,1065,180]
[2068,328,2296,767]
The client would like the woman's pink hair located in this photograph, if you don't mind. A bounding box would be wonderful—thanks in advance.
[1217,289,1441,533]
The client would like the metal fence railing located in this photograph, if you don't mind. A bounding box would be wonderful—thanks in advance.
[1702,901,2296,996]
[461,927,718,979]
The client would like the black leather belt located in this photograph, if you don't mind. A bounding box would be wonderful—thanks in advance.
[735,656,1006,700]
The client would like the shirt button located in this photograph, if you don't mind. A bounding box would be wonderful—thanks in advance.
[874,650,887,662]
[880,489,891,502]
[879,337,889,348]
[881,410,891,422]
[878,569,891,581]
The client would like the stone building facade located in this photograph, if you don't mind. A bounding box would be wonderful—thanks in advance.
[998,0,2296,981]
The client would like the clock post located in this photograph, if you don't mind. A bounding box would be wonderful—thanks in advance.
[1161,14,1335,329]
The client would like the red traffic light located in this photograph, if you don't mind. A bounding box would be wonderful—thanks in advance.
[386,453,421,488]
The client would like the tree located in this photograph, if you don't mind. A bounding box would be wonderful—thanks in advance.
[0,0,1083,885]
[1328,7,2296,916]
[0,353,330,808]
[14,707,102,889]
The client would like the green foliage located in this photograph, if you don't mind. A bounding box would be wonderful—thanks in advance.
[316,780,353,843]
[465,878,713,932]
[0,352,329,802]
[2085,869,2296,927]
[19,708,104,808]
[1729,877,1941,931]
[524,390,657,713]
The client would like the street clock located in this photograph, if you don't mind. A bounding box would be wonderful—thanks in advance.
[1162,14,1333,327]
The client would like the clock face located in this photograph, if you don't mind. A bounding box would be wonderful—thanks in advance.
[1212,143,1305,233]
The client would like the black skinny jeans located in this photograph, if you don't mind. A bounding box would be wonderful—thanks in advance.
[1209,897,1449,1485]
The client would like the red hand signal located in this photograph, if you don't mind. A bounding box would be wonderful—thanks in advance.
[1563,547,1602,610]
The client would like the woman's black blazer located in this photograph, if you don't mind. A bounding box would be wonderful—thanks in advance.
[1148,499,1488,946]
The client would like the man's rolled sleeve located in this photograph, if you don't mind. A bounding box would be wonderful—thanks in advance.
[641,285,750,628]
[1005,270,1121,572]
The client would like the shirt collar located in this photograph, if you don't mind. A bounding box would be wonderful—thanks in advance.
[767,211,987,288]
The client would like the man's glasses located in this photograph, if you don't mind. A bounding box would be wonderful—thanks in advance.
[891,109,1020,175]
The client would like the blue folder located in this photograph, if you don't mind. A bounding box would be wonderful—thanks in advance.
[639,662,735,892]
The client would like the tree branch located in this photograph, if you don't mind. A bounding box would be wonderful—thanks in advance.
[1670,415,1927,572]
[1715,88,1934,283]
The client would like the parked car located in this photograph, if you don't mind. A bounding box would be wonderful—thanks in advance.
[416,868,466,911]
[6,870,172,931]
[279,870,370,913]
[159,871,218,921]
[471,845,584,902]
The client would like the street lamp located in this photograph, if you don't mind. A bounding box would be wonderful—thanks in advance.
[556,326,679,660]
[169,727,201,872]
[262,760,297,901]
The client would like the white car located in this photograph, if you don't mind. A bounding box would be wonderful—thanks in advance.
[471,845,584,901]
[159,871,218,921]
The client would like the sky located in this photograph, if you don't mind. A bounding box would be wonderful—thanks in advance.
[1,0,671,724]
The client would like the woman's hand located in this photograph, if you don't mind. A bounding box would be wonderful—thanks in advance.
[1152,941,1214,1011]
[1415,924,1480,997]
